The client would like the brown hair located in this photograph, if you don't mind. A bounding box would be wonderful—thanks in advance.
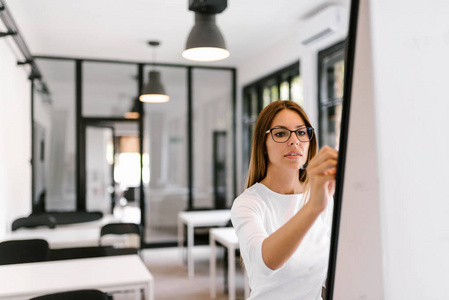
[246,100,318,189]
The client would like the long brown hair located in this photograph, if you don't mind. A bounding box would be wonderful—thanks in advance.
[246,100,318,189]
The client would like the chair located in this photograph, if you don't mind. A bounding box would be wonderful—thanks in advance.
[49,246,138,261]
[0,239,50,265]
[11,215,56,231]
[99,223,141,250]
[30,289,110,300]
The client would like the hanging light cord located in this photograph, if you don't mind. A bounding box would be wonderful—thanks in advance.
[148,40,160,70]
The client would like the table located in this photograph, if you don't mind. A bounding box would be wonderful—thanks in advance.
[209,227,249,300]
[177,209,231,278]
[1,215,120,249]
[0,255,154,300]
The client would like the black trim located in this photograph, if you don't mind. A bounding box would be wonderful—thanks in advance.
[187,67,193,210]
[33,55,235,70]
[0,30,16,37]
[75,60,86,211]
[141,241,178,249]
[138,63,146,245]
[232,68,237,199]
[325,0,360,298]
[30,79,35,213]
[83,117,139,124]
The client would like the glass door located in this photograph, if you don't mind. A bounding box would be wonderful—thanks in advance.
[85,125,114,214]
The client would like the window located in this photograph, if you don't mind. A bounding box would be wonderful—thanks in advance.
[241,61,301,183]
[318,41,345,149]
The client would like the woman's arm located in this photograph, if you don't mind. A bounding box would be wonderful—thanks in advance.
[261,146,338,270]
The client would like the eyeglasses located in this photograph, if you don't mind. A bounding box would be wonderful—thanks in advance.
[266,127,314,143]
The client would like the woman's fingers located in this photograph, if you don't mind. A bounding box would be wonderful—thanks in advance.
[309,158,337,174]
[307,147,338,186]
[308,147,338,166]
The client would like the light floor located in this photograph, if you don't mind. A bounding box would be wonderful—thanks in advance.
[114,246,246,300]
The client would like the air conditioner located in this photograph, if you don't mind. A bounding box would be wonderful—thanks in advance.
[300,5,347,46]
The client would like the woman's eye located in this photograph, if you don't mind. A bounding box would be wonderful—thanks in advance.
[297,130,306,136]
[275,131,287,137]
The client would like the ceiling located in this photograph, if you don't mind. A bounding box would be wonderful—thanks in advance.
[4,0,348,67]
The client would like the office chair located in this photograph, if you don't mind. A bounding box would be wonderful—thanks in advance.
[49,246,138,261]
[11,215,56,231]
[99,223,141,250]
[30,289,110,300]
[0,239,50,265]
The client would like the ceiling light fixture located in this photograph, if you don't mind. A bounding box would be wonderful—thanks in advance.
[182,0,230,62]
[125,97,140,119]
[139,41,170,103]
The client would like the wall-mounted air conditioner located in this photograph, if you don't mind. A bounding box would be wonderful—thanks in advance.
[300,5,347,46]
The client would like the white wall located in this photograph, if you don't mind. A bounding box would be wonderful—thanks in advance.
[372,1,449,298]
[334,0,449,299]
[0,38,32,235]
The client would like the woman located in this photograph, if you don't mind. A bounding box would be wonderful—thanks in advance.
[231,100,338,299]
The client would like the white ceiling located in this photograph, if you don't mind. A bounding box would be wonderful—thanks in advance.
[5,0,348,67]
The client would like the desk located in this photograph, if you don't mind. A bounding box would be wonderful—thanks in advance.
[210,227,249,300]
[0,255,154,300]
[177,209,231,278]
[1,215,119,249]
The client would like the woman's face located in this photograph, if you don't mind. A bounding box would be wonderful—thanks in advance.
[265,109,310,172]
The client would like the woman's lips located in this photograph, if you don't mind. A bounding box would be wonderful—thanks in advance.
[284,151,302,158]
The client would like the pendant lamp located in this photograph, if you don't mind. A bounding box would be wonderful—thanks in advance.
[182,0,229,62]
[139,41,170,103]
[125,97,140,119]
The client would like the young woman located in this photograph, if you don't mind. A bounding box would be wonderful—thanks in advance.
[231,100,338,299]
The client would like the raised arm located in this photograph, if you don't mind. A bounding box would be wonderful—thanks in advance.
[261,146,338,270]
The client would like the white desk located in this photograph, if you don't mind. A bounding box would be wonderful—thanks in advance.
[0,255,154,300]
[210,227,249,300]
[177,209,231,278]
[1,215,120,249]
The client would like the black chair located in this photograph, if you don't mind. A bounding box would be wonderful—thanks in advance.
[99,223,141,250]
[30,289,110,300]
[49,246,138,261]
[0,239,50,265]
[11,215,56,231]
[33,211,103,225]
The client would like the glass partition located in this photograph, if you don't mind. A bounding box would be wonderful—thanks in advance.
[86,126,114,213]
[143,65,188,243]
[83,62,137,117]
[33,57,236,246]
[35,59,76,211]
[192,68,233,209]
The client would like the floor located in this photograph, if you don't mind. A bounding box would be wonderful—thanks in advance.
[114,246,246,300]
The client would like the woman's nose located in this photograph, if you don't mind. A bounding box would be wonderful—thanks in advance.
[288,133,300,145]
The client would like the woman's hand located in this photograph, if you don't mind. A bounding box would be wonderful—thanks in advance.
[306,146,338,213]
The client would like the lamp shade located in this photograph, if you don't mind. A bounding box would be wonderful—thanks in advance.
[182,13,230,62]
[139,70,169,103]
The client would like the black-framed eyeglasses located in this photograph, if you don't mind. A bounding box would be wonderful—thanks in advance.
[266,127,314,143]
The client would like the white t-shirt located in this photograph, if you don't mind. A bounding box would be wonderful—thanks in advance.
[231,183,333,300]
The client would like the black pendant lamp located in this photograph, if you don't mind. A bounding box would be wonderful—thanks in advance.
[140,41,170,103]
[125,97,140,119]
[182,0,230,62]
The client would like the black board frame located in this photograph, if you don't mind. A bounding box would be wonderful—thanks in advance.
[325,0,360,298]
